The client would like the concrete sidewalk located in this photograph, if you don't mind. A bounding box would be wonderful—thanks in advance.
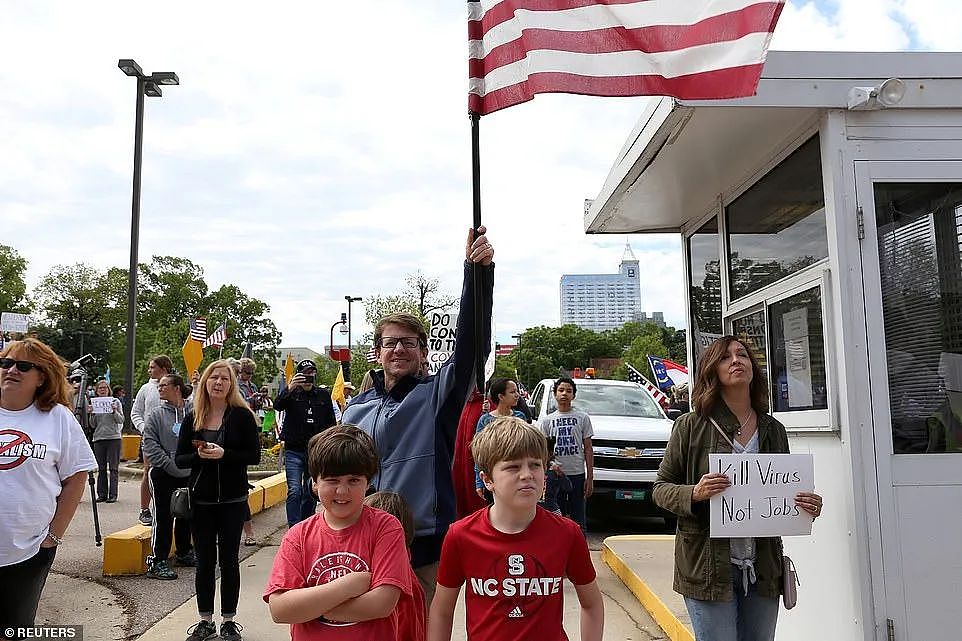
[602,535,694,641]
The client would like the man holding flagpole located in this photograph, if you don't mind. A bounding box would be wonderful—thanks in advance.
[342,226,494,601]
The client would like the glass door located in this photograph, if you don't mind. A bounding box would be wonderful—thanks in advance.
[856,161,962,641]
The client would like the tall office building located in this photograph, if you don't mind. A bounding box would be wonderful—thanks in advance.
[560,243,643,331]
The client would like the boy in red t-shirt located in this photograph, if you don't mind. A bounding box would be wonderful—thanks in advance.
[364,491,426,641]
[428,417,604,641]
[264,424,412,641]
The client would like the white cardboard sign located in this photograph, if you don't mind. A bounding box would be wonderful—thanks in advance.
[91,397,118,415]
[427,310,458,375]
[708,453,814,538]
[0,312,30,333]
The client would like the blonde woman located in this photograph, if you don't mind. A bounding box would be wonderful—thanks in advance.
[175,360,260,641]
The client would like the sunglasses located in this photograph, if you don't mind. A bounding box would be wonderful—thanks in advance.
[0,358,40,373]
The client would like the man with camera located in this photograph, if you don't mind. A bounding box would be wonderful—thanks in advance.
[273,359,337,527]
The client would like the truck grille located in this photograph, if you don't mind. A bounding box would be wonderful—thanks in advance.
[592,440,666,471]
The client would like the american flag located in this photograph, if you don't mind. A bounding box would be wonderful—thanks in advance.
[366,346,378,363]
[202,322,227,349]
[188,317,207,342]
[468,0,785,115]
[627,363,669,407]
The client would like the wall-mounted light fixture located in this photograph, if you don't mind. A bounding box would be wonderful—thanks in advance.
[847,78,906,111]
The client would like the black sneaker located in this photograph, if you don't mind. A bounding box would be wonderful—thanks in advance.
[146,560,178,580]
[219,621,243,641]
[185,620,217,641]
[139,509,153,526]
[175,550,196,567]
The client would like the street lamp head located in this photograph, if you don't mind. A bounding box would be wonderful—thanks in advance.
[345,295,362,302]
[143,81,163,98]
[118,59,144,77]
[150,71,180,86]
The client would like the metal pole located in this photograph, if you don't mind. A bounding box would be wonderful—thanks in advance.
[124,77,145,420]
[346,300,353,383]
[470,112,484,391]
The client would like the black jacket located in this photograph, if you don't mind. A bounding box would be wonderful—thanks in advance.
[175,405,261,504]
[274,385,338,452]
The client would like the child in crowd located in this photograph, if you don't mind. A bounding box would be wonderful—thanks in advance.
[427,417,603,641]
[538,377,594,533]
[264,424,412,641]
[364,491,426,641]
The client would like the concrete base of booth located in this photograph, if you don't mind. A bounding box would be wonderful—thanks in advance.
[102,471,286,576]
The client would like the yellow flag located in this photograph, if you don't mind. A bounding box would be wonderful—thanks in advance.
[182,336,203,379]
[284,352,295,384]
[331,366,346,411]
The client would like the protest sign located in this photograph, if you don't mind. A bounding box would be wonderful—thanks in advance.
[427,309,458,375]
[1,312,30,333]
[91,397,117,415]
[709,453,814,538]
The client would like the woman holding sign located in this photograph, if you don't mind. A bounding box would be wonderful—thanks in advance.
[89,379,124,502]
[653,337,823,641]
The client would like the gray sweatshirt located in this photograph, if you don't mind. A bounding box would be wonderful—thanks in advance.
[90,398,124,441]
[143,400,192,478]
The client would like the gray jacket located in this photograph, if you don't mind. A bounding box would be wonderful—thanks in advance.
[143,400,192,478]
[90,399,124,441]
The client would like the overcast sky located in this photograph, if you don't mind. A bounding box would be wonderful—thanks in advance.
[2,1,958,351]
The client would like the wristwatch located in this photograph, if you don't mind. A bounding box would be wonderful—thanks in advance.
[46,531,64,546]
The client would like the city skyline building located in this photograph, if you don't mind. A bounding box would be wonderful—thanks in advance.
[560,243,663,332]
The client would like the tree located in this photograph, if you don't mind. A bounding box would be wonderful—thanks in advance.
[204,284,282,387]
[0,245,30,314]
[623,329,670,383]
[32,263,115,367]
[362,270,458,340]
[513,324,620,389]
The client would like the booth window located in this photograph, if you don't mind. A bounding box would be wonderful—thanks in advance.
[731,309,769,384]
[688,217,722,370]
[874,182,962,454]
[768,287,827,412]
[726,135,828,301]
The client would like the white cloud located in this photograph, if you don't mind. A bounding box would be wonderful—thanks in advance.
[1,0,958,353]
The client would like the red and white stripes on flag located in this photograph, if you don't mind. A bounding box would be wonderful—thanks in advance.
[468,0,785,115]
[202,322,227,349]
[366,346,378,363]
[626,363,669,407]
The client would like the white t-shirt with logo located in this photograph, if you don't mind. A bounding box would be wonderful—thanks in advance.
[0,403,97,567]
[538,408,594,476]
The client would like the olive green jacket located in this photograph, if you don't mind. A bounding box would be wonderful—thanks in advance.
[653,404,790,601]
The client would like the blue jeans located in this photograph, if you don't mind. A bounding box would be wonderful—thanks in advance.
[684,564,780,641]
[284,449,316,527]
[559,473,587,533]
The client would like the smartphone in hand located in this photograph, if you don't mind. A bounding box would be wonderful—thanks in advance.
[191,439,206,449]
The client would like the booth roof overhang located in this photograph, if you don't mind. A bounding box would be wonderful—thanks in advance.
[584,50,962,235]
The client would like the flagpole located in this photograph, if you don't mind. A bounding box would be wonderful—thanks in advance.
[470,111,484,393]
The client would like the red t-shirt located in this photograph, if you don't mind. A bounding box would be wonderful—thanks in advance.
[436,506,596,641]
[263,506,412,641]
[396,566,426,641]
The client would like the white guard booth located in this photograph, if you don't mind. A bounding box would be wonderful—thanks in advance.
[585,51,962,641]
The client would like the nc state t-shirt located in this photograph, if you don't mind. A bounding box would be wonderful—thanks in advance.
[263,506,412,641]
[437,507,596,641]
[0,403,97,567]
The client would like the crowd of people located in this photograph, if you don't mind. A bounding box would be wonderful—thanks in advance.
[1,226,823,641]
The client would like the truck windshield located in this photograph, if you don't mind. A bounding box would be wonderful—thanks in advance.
[547,383,664,418]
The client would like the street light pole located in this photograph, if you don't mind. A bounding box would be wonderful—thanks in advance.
[344,296,362,381]
[511,333,523,387]
[117,59,178,419]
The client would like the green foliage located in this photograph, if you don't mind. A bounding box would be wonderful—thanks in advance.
[205,284,282,387]
[361,270,457,341]
[0,245,31,314]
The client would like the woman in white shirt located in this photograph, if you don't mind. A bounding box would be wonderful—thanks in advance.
[0,338,96,627]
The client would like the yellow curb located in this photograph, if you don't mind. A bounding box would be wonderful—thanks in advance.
[256,471,287,509]
[248,485,265,516]
[120,434,141,461]
[602,539,694,641]
[103,524,152,576]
